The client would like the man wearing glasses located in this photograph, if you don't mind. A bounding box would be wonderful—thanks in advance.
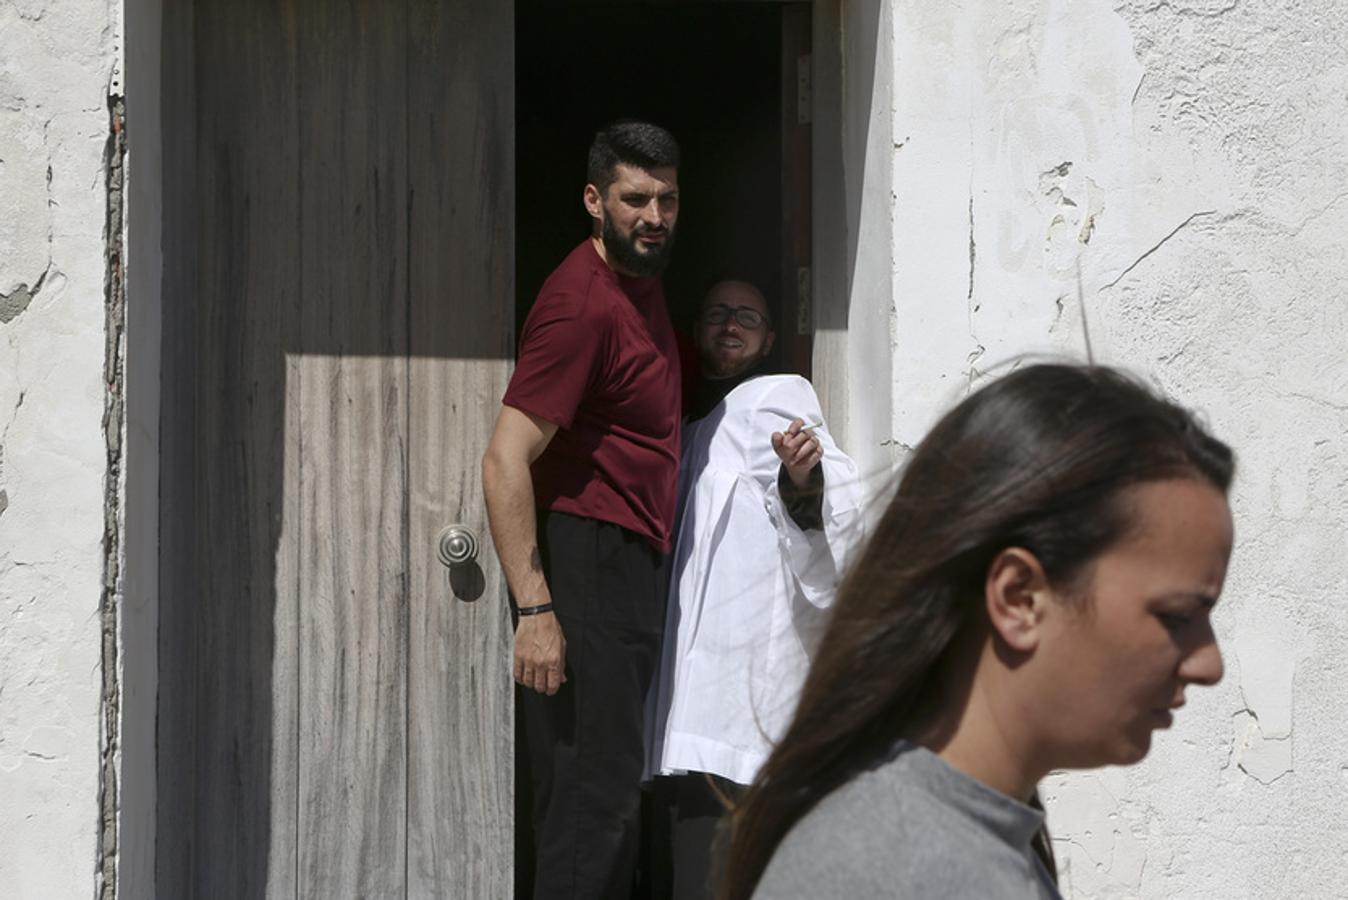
[644,280,864,898]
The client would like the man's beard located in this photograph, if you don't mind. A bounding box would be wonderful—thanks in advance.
[602,213,676,277]
[702,345,769,380]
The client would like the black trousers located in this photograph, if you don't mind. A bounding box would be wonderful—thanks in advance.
[518,511,667,900]
[644,774,743,900]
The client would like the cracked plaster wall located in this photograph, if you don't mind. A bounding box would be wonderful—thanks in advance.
[0,2,123,897]
[2,0,1343,896]
[886,0,1348,896]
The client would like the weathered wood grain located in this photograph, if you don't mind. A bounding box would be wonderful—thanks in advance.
[295,1,411,895]
[154,0,199,893]
[405,0,517,896]
[274,355,303,900]
[159,0,303,895]
[161,1,517,896]
[268,9,304,897]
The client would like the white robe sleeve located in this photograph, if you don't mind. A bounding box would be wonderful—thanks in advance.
[743,377,864,609]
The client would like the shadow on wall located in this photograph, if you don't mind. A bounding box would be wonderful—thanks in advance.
[815,0,887,338]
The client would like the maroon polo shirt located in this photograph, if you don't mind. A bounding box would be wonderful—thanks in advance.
[503,239,681,552]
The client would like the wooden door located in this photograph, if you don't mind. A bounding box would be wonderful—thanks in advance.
[157,1,515,896]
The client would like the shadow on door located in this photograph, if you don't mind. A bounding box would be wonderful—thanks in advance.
[157,0,514,896]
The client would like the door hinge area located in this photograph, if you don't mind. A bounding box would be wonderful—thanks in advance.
[797,54,812,125]
[796,266,812,335]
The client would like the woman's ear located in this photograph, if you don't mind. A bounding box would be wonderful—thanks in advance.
[984,547,1051,653]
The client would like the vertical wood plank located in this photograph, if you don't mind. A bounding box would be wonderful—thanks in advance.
[274,356,302,900]
[406,0,516,895]
[295,1,410,895]
[169,0,303,895]
[269,10,303,894]
[154,0,198,893]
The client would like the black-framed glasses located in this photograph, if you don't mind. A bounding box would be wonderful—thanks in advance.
[701,304,767,329]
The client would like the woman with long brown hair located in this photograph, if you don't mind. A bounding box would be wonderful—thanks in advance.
[720,364,1236,899]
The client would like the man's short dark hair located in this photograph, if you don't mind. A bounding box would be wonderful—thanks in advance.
[587,121,680,193]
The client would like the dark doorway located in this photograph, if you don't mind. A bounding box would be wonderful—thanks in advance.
[513,3,811,893]
[517,0,812,376]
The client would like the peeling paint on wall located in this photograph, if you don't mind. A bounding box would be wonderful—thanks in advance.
[0,271,45,324]
[0,2,121,896]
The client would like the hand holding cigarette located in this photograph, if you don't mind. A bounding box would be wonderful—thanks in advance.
[772,418,824,488]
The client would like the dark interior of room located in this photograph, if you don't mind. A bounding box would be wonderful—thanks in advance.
[516,0,786,352]
[515,7,797,892]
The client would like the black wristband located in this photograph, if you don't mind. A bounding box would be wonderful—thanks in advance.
[516,602,555,617]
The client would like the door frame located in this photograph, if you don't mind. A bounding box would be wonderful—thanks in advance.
[114,0,891,895]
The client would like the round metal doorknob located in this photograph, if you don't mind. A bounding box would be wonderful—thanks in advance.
[436,525,479,568]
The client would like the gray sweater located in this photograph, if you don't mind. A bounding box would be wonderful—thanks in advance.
[753,743,1062,899]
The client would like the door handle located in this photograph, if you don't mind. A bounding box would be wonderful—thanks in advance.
[436,524,479,568]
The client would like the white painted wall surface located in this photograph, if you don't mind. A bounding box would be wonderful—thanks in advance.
[0,2,121,897]
[883,1,1348,896]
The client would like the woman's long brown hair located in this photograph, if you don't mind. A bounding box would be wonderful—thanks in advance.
[718,364,1234,899]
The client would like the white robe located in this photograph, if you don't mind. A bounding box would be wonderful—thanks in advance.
[645,375,864,785]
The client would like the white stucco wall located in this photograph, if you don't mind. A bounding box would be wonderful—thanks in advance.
[3,0,1344,896]
[885,1,1348,896]
[0,2,122,897]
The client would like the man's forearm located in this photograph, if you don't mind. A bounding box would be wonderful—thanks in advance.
[482,452,551,608]
[779,462,825,531]
[483,417,567,696]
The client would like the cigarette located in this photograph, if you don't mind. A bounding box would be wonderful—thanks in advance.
[799,421,823,432]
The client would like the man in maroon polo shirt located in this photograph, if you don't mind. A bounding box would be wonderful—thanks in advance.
[482,121,682,899]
